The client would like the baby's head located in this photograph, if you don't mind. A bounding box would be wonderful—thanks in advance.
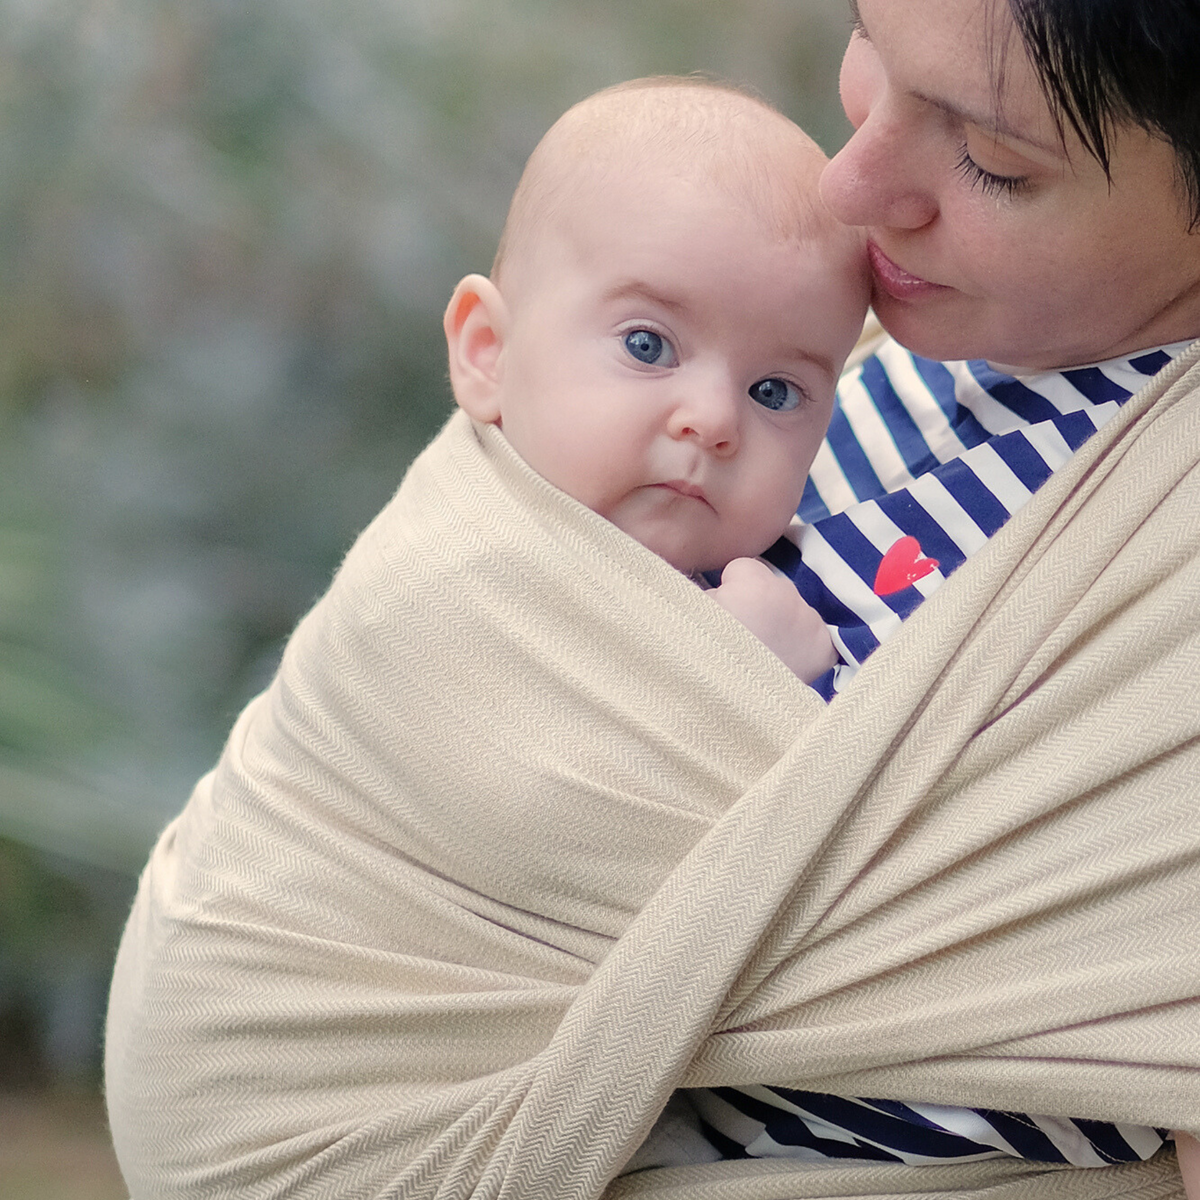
[445,77,868,575]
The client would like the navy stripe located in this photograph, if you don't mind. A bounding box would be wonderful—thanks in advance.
[912,355,991,446]
[762,532,802,576]
[969,361,1061,424]
[875,491,967,578]
[797,474,831,523]
[839,616,883,664]
[910,354,963,422]
[1072,1119,1149,1165]
[805,514,928,632]
[806,513,880,591]
[1130,349,1171,375]
[863,1098,961,1132]
[709,1092,1162,1166]
[763,538,864,631]
[973,1111,1067,1163]
[762,1090,994,1160]
[1060,366,1132,405]
[989,429,1054,492]
[871,581,931,625]
[823,402,887,503]
[859,355,939,479]
[931,458,1012,539]
[1049,408,1103,453]
[710,1089,903,1162]
[810,667,837,701]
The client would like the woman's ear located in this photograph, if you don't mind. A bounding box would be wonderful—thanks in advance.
[443,273,508,424]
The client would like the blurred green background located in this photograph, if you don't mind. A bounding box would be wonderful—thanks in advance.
[0,0,850,1184]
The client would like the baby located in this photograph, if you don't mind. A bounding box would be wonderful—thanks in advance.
[442,76,868,682]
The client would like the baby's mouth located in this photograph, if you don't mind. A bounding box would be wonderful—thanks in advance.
[654,479,714,510]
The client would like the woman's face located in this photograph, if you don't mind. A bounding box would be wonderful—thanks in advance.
[820,0,1200,369]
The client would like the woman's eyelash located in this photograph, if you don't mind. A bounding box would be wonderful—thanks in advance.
[848,0,867,37]
[954,147,1029,198]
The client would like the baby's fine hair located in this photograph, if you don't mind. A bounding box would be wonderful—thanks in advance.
[492,76,834,288]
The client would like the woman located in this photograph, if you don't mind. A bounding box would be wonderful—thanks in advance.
[825,0,1200,371]
[105,1,1200,1197]
[675,0,1200,1187]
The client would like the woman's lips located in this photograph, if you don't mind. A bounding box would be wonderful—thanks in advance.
[867,240,950,300]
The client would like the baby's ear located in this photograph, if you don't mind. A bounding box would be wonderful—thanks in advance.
[443,273,507,423]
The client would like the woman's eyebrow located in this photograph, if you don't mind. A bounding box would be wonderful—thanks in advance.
[917,89,1064,157]
[851,0,1062,159]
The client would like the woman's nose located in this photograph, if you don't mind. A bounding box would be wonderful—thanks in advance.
[820,116,940,232]
[819,37,939,232]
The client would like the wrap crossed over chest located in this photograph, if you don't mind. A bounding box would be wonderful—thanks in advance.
[107,344,1200,1200]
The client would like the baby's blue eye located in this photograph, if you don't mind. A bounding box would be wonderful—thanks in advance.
[624,329,669,365]
[748,377,801,411]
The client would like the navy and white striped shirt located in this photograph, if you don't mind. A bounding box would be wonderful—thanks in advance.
[696,332,1192,1167]
[768,335,1193,699]
[691,1087,1169,1167]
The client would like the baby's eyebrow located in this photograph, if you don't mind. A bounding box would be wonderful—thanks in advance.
[790,346,837,381]
[600,280,690,314]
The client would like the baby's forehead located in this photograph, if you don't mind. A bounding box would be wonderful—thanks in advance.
[492,81,850,301]
[545,87,823,195]
[543,106,825,232]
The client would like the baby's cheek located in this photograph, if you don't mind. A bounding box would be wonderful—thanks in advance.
[762,468,808,534]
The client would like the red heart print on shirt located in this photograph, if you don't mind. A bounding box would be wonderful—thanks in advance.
[873,535,940,596]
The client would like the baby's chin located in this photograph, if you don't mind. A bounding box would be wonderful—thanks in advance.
[615,511,786,579]
[642,535,722,578]
[656,545,770,580]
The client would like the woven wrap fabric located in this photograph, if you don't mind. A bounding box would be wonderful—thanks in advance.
[106,344,1200,1200]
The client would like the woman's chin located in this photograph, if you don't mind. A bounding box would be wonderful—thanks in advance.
[872,291,1107,370]
[872,292,1006,366]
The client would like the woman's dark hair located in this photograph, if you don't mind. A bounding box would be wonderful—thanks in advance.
[1008,0,1200,227]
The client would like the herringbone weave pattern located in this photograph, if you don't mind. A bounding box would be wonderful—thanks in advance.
[107,346,1200,1199]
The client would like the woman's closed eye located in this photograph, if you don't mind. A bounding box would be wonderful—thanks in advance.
[848,0,866,38]
[954,146,1030,199]
[748,377,803,411]
[623,328,678,367]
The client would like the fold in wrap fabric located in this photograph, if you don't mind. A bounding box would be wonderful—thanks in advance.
[106,344,1200,1200]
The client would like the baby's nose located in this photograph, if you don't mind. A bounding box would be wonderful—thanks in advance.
[668,383,740,453]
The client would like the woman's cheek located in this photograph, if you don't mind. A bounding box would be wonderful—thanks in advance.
[940,192,1022,291]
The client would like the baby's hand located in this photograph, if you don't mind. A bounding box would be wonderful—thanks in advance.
[711,558,838,683]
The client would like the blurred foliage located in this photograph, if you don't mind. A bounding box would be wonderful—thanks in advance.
[0,525,110,760]
[0,839,93,962]
[0,834,129,1085]
[0,0,851,1081]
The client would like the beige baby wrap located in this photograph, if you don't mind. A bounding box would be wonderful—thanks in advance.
[106,345,1200,1200]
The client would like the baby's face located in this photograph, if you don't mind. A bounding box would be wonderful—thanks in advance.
[490,166,867,575]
